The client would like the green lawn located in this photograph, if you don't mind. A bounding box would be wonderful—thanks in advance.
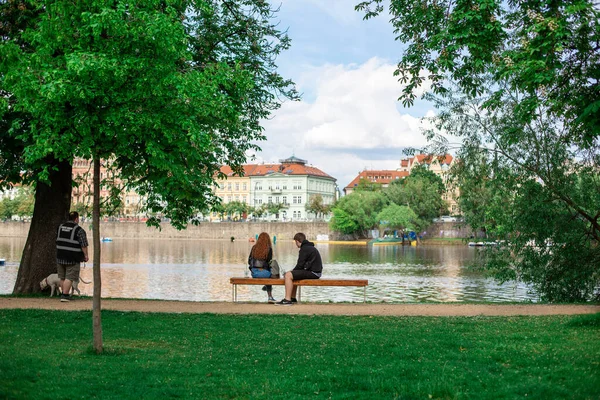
[1,310,598,399]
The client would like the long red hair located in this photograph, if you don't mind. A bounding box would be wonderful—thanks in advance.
[251,232,271,260]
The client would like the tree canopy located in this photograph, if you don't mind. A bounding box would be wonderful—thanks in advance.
[1,0,298,229]
[329,191,387,237]
[377,204,418,233]
[357,0,600,301]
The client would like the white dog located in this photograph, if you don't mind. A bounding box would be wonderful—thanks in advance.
[40,273,90,297]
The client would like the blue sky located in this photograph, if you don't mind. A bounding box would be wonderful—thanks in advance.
[253,0,435,189]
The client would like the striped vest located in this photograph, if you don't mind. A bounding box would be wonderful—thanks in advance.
[56,222,84,262]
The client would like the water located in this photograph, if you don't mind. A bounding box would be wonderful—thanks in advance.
[0,237,536,302]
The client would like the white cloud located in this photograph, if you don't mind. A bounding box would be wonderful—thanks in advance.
[255,57,434,189]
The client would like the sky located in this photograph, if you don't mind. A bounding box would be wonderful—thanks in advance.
[252,0,436,190]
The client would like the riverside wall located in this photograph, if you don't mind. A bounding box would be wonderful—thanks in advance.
[1,220,477,240]
[0,221,333,241]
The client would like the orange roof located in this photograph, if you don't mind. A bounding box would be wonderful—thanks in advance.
[249,163,334,179]
[344,170,409,189]
[219,163,334,180]
[219,165,258,177]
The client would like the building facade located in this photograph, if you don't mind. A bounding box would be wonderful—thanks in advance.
[248,156,336,221]
[71,158,145,218]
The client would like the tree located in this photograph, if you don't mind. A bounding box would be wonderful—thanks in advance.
[408,164,445,195]
[354,178,382,192]
[265,202,286,220]
[224,201,248,220]
[1,0,297,351]
[329,191,387,237]
[13,186,34,217]
[358,0,600,301]
[305,194,330,220]
[356,0,600,144]
[377,204,419,239]
[384,175,447,222]
[2,0,297,286]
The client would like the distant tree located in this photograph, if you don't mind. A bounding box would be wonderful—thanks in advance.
[0,197,15,220]
[408,164,445,194]
[14,187,34,218]
[329,191,387,237]
[265,202,286,219]
[384,176,447,221]
[251,205,266,220]
[305,194,330,220]
[225,201,248,220]
[377,204,419,239]
[354,178,382,192]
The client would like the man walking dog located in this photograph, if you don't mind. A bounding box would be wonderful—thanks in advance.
[56,211,89,302]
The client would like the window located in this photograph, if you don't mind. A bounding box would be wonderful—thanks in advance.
[235,183,239,190]
[227,183,231,191]
[283,196,287,204]
[242,196,247,203]
[268,196,272,204]
[243,183,247,190]
[275,196,280,204]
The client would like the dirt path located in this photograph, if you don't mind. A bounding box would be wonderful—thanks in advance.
[1,297,598,316]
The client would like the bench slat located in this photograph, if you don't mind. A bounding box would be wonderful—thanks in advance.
[230,278,368,287]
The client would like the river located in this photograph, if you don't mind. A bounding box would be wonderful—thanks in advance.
[0,237,536,303]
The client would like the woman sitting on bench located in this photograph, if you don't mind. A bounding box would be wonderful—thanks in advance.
[248,232,278,303]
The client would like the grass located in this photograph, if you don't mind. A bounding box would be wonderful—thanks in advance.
[0,310,598,399]
[421,238,467,245]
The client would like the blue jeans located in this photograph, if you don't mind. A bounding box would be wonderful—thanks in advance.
[251,268,271,278]
[251,268,272,292]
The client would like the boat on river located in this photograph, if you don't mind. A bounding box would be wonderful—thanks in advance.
[370,230,418,246]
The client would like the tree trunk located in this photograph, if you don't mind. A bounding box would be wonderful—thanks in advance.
[92,157,103,353]
[12,160,72,294]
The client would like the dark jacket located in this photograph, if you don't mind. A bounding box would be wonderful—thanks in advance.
[293,240,323,273]
[248,247,272,270]
[56,221,85,263]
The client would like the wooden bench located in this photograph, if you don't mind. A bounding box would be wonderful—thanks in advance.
[229,277,369,302]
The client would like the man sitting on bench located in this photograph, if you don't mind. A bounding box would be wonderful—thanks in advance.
[276,232,322,306]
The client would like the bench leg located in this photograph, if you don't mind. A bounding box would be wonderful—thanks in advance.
[297,286,301,302]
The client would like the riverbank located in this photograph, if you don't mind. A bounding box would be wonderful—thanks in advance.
[1,308,598,399]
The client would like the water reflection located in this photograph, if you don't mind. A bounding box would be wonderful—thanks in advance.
[0,237,536,303]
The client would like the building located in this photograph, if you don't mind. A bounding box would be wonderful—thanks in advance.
[248,156,337,221]
[343,170,409,195]
[213,165,257,206]
[71,158,145,218]
[70,156,337,222]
